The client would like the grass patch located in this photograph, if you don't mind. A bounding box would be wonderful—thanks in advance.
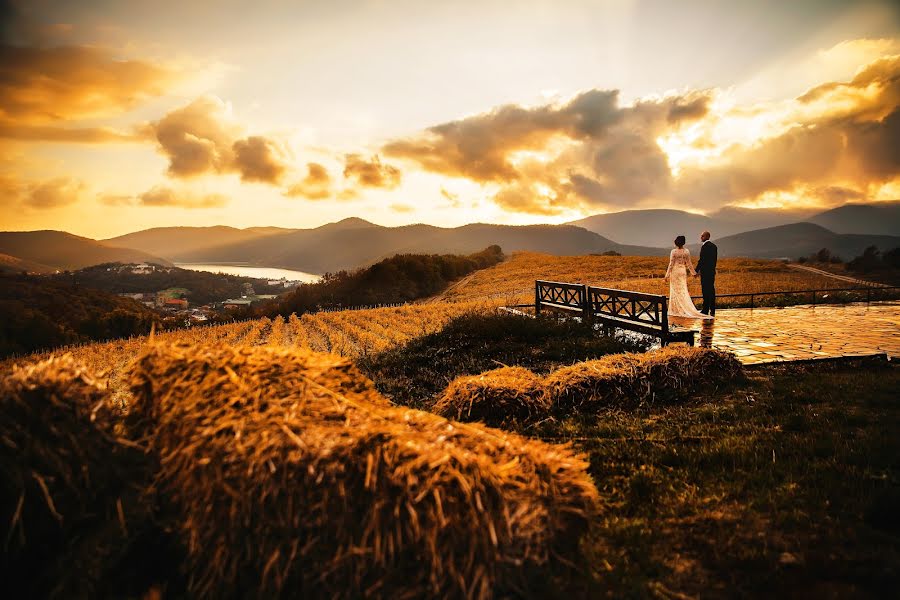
[561,359,900,598]
[356,312,648,409]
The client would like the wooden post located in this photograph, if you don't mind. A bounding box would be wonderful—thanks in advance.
[535,281,542,315]
[661,298,669,346]
[580,285,591,324]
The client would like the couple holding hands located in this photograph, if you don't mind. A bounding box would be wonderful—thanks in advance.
[665,231,717,319]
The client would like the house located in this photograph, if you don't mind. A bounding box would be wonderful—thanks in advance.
[164,298,189,309]
[223,298,253,309]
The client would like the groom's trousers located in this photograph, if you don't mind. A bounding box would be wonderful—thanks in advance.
[700,273,716,316]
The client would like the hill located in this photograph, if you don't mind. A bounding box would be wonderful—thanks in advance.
[0,231,172,272]
[0,252,54,274]
[103,225,292,259]
[808,202,900,235]
[0,273,160,357]
[267,245,504,317]
[131,221,664,273]
[690,222,900,260]
[569,206,817,247]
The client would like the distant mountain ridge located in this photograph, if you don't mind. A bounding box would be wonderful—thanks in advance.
[687,222,900,260]
[4,202,898,274]
[807,202,900,235]
[568,202,899,247]
[151,220,665,273]
[568,206,819,247]
[0,231,172,272]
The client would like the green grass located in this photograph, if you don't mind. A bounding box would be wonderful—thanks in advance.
[355,313,900,597]
[550,359,900,598]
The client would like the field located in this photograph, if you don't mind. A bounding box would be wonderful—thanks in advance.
[3,253,899,597]
[1,300,496,404]
[442,252,872,306]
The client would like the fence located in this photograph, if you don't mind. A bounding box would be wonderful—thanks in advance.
[689,285,900,309]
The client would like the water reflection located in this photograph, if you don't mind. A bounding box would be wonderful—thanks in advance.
[669,315,715,348]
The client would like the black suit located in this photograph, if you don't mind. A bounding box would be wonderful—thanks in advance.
[695,241,718,315]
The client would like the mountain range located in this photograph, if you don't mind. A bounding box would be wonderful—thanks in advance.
[0,231,172,273]
[567,202,900,247]
[2,202,898,275]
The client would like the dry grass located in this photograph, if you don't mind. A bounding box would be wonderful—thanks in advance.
[545,346,743,411]
[0,355,148,598]
[436,347,744,426]
[2,300,497,404]
[444,252,859,304]
[434,366,548,427]
[129,341,600,599]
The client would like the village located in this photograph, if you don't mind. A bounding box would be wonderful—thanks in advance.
[111,263,294,323]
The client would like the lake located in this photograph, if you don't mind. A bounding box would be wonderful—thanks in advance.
[175,263,321,282]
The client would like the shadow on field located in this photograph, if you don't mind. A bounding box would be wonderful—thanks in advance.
[356,312,650,409]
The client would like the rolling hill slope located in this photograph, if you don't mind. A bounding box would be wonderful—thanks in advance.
[808,202,900,235]
[0,231,173,271]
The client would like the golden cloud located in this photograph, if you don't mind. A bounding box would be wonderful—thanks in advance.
[283,162,332,200]
[147,96,289,184]
[0,174,86,209]
[676,54,900,207]
[343,154,402,189]
[137,185,228,209]
[0,43,176,142]
[233,136,287,184]
[0,44,175,123]
[382,89,710,214]
[384,46,900,214]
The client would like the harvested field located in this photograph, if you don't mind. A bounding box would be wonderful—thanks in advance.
[129,341,600,599]
[442,252,867,306]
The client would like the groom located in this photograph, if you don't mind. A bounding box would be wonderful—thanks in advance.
[694,231,717,316]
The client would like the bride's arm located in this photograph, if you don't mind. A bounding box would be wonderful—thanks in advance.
[665,249,675,279]
[685,248,697,276]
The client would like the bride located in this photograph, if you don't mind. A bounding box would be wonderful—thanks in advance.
[665,235,712,319]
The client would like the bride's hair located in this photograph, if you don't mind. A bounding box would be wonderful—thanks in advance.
[674,235,686,248]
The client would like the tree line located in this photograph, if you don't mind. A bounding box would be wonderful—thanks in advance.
[260,245,504,318]
[0,275,160,358]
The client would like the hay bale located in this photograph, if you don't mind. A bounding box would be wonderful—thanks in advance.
[545,346,743,410]
[0,354,150,598]
[130,342,599,599]
[433,366,548,426]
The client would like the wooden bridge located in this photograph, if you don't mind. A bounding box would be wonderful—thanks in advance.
[531,280,696,346]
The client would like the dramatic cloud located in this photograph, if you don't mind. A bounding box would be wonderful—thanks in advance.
[384,48,900,214]
[283,162,332,200]
[148,96,289,184]
[137,185,228,209]
[0,44,174,123]
[0,43,175,142]
[676,54,900,207]
[343,154,402,189]
[384,88,710,214]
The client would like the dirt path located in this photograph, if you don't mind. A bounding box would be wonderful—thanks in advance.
[787,263,889,287]
[420,272,478,303]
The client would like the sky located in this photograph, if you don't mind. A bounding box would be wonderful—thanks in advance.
[1,0,899,238]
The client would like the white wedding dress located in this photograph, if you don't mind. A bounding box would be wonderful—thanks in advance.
[665,248,712,319]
